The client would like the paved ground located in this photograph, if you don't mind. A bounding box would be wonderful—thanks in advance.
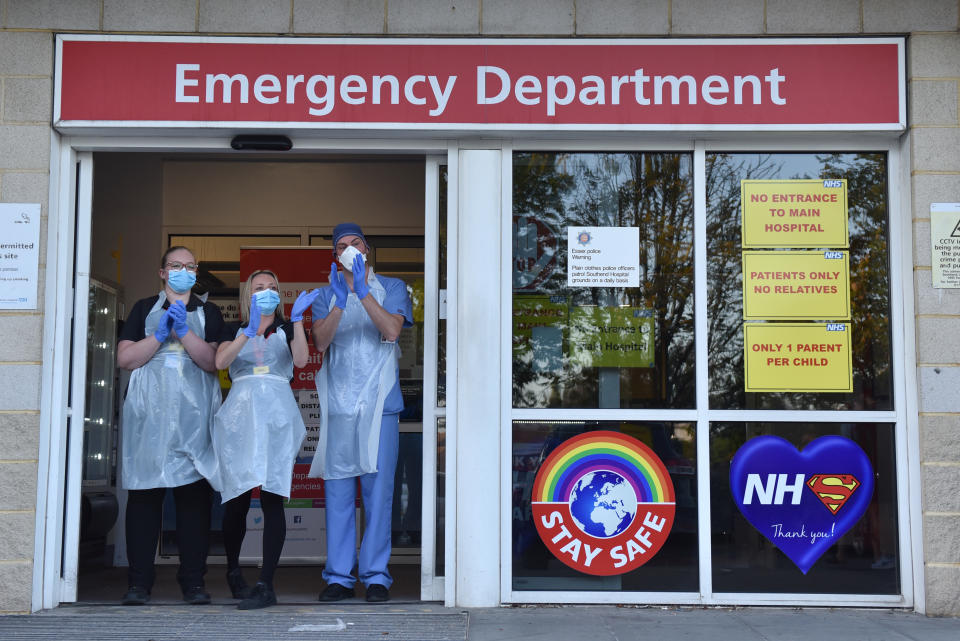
[0,603,957,640]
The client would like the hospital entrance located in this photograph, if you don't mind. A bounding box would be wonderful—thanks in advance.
[74,151,446,603]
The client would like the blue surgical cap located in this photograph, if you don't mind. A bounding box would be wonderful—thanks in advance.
[332,222,367,248]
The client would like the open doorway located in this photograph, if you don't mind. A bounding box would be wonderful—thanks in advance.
[75,151,440,604]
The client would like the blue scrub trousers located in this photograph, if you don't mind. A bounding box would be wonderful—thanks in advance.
[322,413,399,588]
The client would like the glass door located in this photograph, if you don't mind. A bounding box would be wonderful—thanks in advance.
[420,156,447,600]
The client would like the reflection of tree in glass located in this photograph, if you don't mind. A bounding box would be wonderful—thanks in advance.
[819,153,891,409]
[705,153,779,408]
[512,152,695,409]
[705,153,892,411]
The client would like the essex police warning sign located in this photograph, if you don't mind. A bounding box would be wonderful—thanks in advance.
[742,251,851,320]
[744,323,853,393]
[741,179,849,248]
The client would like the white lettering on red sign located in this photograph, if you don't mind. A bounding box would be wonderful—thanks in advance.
[176,63,457,117]
[176,62,786,119]
[477,65,785,116]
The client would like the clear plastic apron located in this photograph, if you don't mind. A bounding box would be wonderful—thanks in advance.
[211,327,306,502]
[120,292,221,489]
[308,272,399,480]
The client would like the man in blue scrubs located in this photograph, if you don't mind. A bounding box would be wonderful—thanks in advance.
[308,223,413,603]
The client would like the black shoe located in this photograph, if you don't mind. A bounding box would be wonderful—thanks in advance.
[121,585,150,605]
[237,582,277,610]
[319,583,355,602]
[365,584,390,603]
[182,585,211,605]
[226,568,252,599]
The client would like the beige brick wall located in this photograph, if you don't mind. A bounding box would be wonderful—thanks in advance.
[0,23,52,614]
[0,0,957,615]
[908,28,960,616]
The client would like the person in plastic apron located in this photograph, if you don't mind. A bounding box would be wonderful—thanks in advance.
[116,246,223,606]
[309,223,413,603]
[210,270,317,610]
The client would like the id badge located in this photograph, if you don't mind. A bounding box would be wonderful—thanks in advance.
[253,366,270,375]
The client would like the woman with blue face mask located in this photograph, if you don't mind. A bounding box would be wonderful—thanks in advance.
[116,246,224,606]
[210,269,319,609]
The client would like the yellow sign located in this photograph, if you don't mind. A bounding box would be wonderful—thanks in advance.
[744,323,852,393]
[742,251,850,320]
[741,179,849,248]
[569,306,654,368]
[514,295,569,373]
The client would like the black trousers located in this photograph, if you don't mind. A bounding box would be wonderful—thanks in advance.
[125,478,212,591]
[222,489,286,587]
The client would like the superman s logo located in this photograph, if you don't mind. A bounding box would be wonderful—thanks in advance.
[806,474,861,514]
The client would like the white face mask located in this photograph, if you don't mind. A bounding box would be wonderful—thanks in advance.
[338,244,364,271]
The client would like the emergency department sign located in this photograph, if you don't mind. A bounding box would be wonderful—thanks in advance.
[55,36,905,131]
[730,435,874,574]
[531,431,675,575]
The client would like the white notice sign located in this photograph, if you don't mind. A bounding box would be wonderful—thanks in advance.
[0,203,41,309]
[567,226,640,288]
[931,203,960,289]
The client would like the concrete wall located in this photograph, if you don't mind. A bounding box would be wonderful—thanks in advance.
[1,0,958,615]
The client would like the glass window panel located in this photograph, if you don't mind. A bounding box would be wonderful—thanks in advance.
[512,152,695,409]
[706,153,892,410]
[710,422,899,594]
[435,417,445,576]
[512,420,698,592]
[392,431,423,548]
[437,164,447,408]
[83,280,119,484]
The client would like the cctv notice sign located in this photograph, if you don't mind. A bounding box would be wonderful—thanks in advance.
[930,203,960,289]
[55,37,904,130]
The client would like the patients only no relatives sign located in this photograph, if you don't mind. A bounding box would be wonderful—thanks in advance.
[0,204,41,310]
[55,37,904,130]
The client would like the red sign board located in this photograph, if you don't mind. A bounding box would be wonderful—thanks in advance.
[56,37,903,130]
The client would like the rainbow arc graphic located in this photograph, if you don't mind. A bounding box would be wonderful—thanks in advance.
[532,430,675,505]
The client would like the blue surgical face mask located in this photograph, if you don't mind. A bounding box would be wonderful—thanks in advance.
[167,268,196,293]
[255,289,281,314]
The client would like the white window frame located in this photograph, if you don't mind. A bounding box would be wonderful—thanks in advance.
[499,135,921,608]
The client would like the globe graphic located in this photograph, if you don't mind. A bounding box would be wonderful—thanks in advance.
[568,470,638,538]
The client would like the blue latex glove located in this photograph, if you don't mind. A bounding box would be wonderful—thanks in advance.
[352,253,370,300]
[170,300,189,338]
[330,262,348,309]
[291,289,321,322]
[153,307,174,343]
[243,293,261,338]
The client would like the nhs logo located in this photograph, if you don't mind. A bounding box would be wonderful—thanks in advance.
[742,473,805,505]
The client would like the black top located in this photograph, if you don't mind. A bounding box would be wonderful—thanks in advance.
[220,318,296,351]
[119,294,225,343]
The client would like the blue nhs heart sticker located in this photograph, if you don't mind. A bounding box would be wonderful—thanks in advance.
[730,435,874,574]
